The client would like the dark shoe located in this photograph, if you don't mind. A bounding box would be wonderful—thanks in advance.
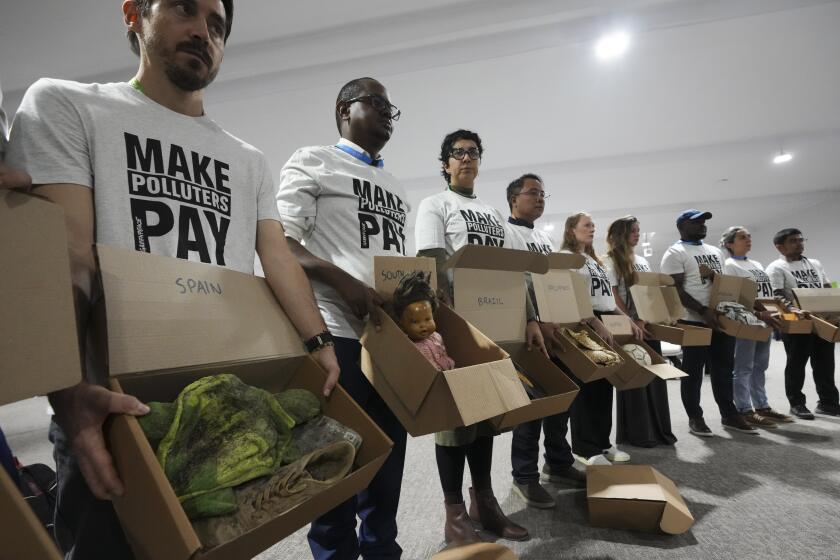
[756,407,794,423]
[512,481,555,509]
[815,402,840,416]
[790,404,815,420]
[688,417,714,437]
[540,464,586,488]
[741,411,778,429]
[469,487,529,541]
[444,501,482,545]
[722,415,760,435]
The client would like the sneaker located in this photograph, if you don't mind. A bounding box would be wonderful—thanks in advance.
[815,402,840,416]
[541,464,586,488]
[755,407,794,423]
[789,404,815,420]
[688,417,714,437]
[603,445,631,463]
[512,481,556,509]
[741,411,778,429]
[574,453,612,467]
[722,415,760,435]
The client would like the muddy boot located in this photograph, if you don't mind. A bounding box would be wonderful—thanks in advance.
[468,487,529,541]
[444,501,482,544]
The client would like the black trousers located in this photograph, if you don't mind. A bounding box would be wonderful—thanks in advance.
[781,333,839,407]
[679,323,738,420]
[569,374,613,459]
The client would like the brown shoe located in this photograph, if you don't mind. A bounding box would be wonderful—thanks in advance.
[468,487,529,541]
[741,411,778,429]
[755,407,795,423]
[444,501,482,545]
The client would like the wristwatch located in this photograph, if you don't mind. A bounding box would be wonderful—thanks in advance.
[304,330,335,353]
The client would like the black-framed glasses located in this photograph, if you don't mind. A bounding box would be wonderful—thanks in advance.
[449,147,481,161]
[788,237,808,244]
[345,94,401,121]
[518,189,550,200]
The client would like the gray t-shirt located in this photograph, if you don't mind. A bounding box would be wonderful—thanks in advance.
[6,78,279,274]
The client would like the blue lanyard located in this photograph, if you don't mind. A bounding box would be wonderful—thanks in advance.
[335,144,383,168]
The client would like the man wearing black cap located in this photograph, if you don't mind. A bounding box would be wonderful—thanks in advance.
[660,210,758,436]
[766,228,840,419]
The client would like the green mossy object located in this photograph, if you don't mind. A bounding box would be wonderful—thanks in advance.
[274,388,321,424]
[137,401,176,451]
[153,374,298,518]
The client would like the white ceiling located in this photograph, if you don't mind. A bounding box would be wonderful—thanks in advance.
[2,0,839,259]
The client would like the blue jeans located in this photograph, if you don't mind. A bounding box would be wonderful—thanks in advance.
[732,338,771,412]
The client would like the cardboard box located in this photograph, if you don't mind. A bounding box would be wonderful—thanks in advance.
[629,272,712,346]
[431,543,518,560]
[435,247,579,429]
[361,256,531,437]
[95,245,392,560]
[755,298,813,335]
[530,253,624,382]
[0,191,80,560]
[602,316,687,391]
[587,465,694,535]
[709,275,773,342]
[793,288,840,343]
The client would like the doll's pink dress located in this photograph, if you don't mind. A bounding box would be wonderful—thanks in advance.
[413,332,455,371]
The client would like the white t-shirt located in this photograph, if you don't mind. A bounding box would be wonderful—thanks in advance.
[604,253,652,319]
[766,257,830,303]
[724,257,773,299]
[660,241,725,322]
[562,250,616,313]
[6,78,278,274]
[415,190,506,256]
[276,139,408,339]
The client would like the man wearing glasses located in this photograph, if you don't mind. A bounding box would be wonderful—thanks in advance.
[504,174,587,510]
[276,77,408,559]
[767,228,840,419]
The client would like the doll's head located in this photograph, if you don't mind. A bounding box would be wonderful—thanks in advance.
[393,271,438,342]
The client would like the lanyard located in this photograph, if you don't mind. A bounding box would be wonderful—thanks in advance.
[335,144,383,168]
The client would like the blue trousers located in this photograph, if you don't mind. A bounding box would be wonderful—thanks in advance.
[308,337,408,560]
[733,338,771,412]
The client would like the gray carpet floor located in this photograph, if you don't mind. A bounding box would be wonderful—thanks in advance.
[4,341,840,559]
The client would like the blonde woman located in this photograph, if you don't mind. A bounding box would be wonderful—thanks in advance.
[605,216,676,447]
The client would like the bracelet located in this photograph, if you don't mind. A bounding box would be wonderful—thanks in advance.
[304,330,334,353]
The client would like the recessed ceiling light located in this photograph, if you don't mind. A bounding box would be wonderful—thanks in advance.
[595,31,631,61]
[773,151,793,164]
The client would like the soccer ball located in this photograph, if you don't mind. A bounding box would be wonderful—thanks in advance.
[621,344,652,366]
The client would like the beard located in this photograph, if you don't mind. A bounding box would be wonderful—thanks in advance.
[146,32,219,92]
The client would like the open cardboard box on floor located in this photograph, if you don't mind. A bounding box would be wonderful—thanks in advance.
[530,253,623,383]
[431,543,518,560]
[709,275,773,342]
[755,298,813,335]
[440,246,579,430]
[95,245,392,560]
[587,465,694,535]
[793,288,840,343]
[629,272,712,346]
[360,256,530,437]
[0,191,75,560]
[600,316,687,391]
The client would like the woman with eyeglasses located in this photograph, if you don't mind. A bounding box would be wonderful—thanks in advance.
[414,129,541,544]
[559,212,642,467]
[720,226,794,426]
[605,215,677,448]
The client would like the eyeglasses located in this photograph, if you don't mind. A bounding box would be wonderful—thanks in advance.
[450,147,481,161]
[345,94,401,121]
[788,237,808,244]
[517,189,550,200]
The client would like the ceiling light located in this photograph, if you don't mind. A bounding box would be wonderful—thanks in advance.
[595,31,631,61]
[773,151,793,164]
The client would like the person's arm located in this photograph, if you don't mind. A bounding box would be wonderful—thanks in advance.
[417,247,451,305]
[670,272,719,327]
[257,220,341,396]
[0,161,31,189]
[35,185,148,501]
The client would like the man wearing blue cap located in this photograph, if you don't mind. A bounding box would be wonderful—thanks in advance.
[660,210,758,436]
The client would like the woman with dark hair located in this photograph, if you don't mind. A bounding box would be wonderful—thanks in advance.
[605,215,677,447]
[560,212,641,466]
[720,226,793,426]
[414,129,542,545]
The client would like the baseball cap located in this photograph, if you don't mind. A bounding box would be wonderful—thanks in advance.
[676,209,712,227]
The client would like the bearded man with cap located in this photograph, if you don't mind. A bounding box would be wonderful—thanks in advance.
[660,210,758,437]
